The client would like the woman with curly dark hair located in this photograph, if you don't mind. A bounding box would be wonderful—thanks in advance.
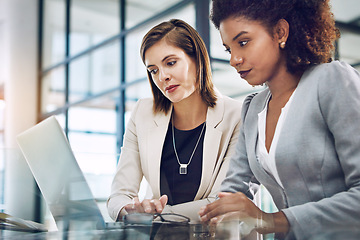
[199,0,360,239]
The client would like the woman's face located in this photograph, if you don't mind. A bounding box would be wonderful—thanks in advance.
[219,16,285,86]
[144,40,197,103]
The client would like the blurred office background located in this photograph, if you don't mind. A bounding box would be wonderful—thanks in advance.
[0,0,359,227]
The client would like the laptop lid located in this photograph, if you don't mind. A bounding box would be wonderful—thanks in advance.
[16,116,106,230]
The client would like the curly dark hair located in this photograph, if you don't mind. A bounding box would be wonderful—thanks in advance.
[210,0,340,74]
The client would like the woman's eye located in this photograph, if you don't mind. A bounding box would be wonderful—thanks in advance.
[239,40,248,47]
[149,69,158,74]
[167,61,176,66]
[225,48,231,54]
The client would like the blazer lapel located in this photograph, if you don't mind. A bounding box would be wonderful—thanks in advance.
[147,108,172,198]
[246,90,279,185]
[195,98,224,199]
[274,76,309,188]
[246,96,263,174]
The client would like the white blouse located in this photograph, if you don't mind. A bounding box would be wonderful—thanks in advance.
[256,89,297,189]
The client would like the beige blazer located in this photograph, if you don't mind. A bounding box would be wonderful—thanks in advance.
[107,94,241,222]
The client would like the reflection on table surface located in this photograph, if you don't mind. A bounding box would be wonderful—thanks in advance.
[0,220,240,240]
[2,221,360,240]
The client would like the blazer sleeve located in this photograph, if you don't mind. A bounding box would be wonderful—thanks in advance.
[220,93,259,200]
[282,62,360,239]
[107,100,144,221]
[162,98,242,221]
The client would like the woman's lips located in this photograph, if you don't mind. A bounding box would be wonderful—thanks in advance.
[165,85,179,93]
[238,69,251,79]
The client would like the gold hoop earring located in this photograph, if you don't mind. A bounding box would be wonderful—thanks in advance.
[280,42,286,49]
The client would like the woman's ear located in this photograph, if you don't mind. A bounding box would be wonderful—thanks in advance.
[274,19,289,44]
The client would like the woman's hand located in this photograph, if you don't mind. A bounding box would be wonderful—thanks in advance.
[124,195,168,214]
[198,192,286,235]
[198,192,262,223]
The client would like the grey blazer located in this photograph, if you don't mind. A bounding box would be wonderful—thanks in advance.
[221,61,360,239]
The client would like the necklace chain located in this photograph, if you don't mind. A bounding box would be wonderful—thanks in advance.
[171,117,206,174]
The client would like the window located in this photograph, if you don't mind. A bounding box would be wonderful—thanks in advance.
[39,0,199,205]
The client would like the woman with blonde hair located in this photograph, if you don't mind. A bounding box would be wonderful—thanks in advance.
[107,19,242,222]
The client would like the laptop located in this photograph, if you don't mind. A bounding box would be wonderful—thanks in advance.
[16,116,123,231]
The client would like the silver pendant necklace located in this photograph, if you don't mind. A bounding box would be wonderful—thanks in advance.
[172,117,206,175]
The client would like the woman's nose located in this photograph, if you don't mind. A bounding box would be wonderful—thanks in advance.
[159,68,170,82]
[230,54,244,68]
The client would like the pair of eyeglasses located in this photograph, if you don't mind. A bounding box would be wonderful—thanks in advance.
[123,213,190,225]
[154,213,190,225]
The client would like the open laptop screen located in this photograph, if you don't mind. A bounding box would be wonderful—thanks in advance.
[16,116,106,230]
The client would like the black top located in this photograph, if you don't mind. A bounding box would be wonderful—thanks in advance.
[160,122,205,205]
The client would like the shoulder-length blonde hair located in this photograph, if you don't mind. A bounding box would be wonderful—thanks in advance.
[140,19,217,114]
